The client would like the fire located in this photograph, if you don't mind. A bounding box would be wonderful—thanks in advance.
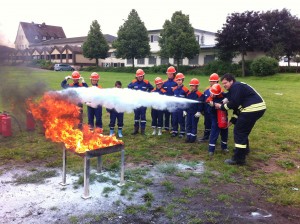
[27,92,123,153]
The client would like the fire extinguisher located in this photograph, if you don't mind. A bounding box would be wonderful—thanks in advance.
[26,110,35,131]
[0,112,6,135]
[217,109,228,129]
[2,113,12,137]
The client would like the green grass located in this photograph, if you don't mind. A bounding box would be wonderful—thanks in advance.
[1,66,300,206]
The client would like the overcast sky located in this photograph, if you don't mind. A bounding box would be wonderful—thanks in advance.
[0,0,299,47]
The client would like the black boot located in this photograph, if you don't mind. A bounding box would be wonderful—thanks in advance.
[141,128,145,135]
[132,126,139,135]
[198,129,210,142]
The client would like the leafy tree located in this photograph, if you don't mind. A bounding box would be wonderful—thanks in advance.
[82,20,109,67]
[113,9,150,70]
[159,11,200,70]
[216,11,267,76]
[292,53,300,73]
[261,9,300,67]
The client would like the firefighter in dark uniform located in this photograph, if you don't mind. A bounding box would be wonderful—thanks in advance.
[61,71,88,129]
[128,69,154,135]
[151,77,167,136]
[199,73,220,142]
[87,72,102,131]
[215,74,266,165]
[185,78,204,143]
[162,66,177,132]
[171,73,189,138]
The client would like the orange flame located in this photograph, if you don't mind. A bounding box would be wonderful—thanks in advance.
[27,92,123,153]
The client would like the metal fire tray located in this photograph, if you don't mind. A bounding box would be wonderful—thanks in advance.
[60,144,125,199]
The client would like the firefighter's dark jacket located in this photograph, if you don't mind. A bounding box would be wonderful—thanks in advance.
[220,82,266,121]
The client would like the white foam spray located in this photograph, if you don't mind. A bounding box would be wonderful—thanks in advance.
[56,87,198,113]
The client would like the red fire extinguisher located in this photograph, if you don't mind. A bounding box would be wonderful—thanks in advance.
[2,113,12,137]
[0,112,6,135]
[217,109,228,129]
[26,110,35,131]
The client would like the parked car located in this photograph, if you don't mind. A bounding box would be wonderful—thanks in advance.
[54,64,74,71]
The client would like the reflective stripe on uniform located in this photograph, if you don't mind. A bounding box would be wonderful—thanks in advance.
[242,102,266,112]
[235,143,247,148]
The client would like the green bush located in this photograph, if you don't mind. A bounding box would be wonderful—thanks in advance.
[250,56,278,76]
[204,60,240,76]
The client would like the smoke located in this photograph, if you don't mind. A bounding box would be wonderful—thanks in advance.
[0,69,48,128]
[56,87,198,113]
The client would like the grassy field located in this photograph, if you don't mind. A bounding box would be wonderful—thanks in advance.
[0,66,300,208]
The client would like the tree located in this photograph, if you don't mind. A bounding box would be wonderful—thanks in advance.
[261,9,300,67]
[159,11,200,70]
[82,20,109,67]
[216,11,267,76]
[113,9,150,70]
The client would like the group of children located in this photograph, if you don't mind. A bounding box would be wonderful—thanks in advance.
[61,67,229,156]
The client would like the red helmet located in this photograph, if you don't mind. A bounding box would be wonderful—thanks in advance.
[90,72,100,80]
[209,73,219,82]
[189,78,200,86]
[210,83,222,95]
[154,77,163,85]
[72,71,81,79]
[136,69,145,77]
[175,73,185,81]
[166,66,176,73]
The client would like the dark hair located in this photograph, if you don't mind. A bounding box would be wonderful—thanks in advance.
[115,81,122,86]
[221,73,236,82]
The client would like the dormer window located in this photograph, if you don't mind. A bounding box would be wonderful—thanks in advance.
[201,35,205,45]
[35,35,39,40]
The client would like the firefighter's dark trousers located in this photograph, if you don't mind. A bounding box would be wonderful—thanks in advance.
[233,110,266,163]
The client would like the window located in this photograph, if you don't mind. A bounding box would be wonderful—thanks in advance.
[137,58,145,64]
[68,54,72,59]
[149,56,157,65]
[173,58,183,65]
[189,55,199,65]
[204,55,215,64]
[161,58,169,65]
[34,35,38,40]
[150,35,159,42]
[127,58,133,64]
[195,35,200,43]
[201,35,205,45]
[42,36,46,40]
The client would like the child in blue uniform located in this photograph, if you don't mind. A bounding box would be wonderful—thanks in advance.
[107,81,124,138]
[87,72,103,131]
[206,83,229,157]
[61,71,88,129]
[171,73,189,138]
[151,77,166,136]
[185,78,204,143]
[162,66,177,132]
[128,69,154,135]
[199,73,220,142]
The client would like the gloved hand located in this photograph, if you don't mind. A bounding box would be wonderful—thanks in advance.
[65,76,71,80]
[222,98,229,104]
[85,102,98,108]
[208,101,214,107]
[80,77,85,83]
[183,111,187,117]
[194,112,201,118]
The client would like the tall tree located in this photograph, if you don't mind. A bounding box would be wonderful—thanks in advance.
[159,11,200,70]
[216,11,267,76]
[82,20,109,67]
[113,9,150,70]
[261,9,300,67]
